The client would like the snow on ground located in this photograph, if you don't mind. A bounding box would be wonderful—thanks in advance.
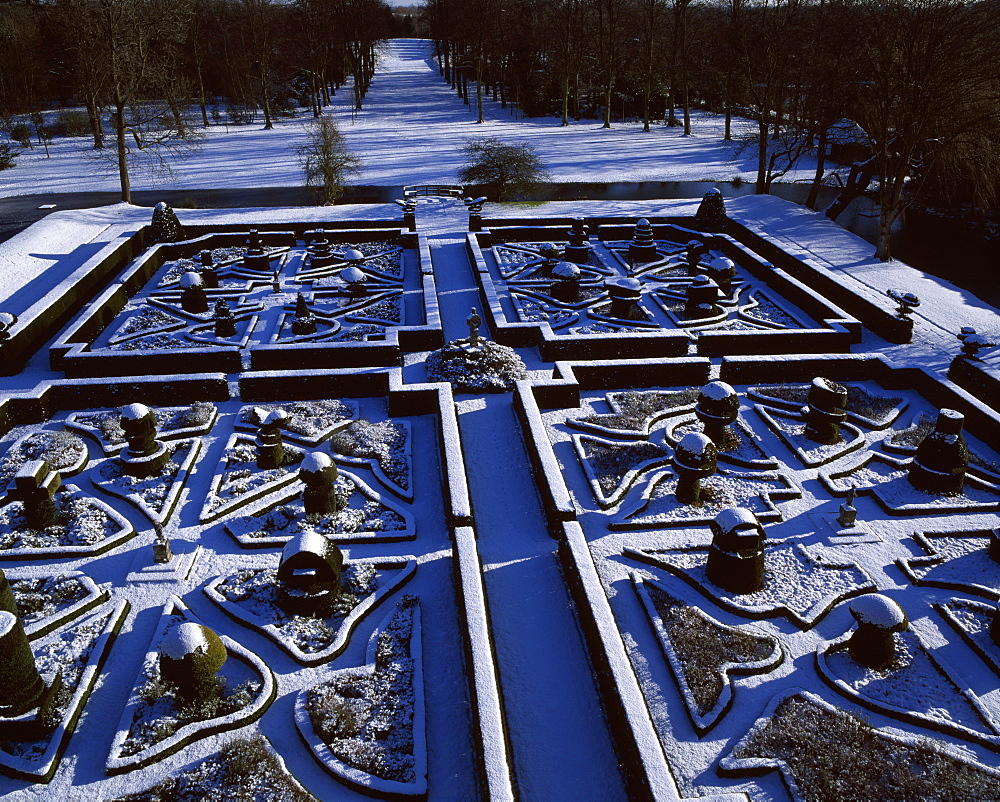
[1,35,999,802]
[0,39,820,198]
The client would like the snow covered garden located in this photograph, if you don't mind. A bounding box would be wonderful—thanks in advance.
[0,37,999,802]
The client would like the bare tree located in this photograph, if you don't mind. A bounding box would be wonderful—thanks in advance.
[853,0,1000,260]
[86,0,203,201]
[296,116,361,204]
[458,137,549,201]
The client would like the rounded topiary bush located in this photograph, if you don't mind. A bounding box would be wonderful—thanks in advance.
[159,622,228,705]
[426,339,528,393]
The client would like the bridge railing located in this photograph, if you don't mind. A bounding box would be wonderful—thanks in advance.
[403,184,465,199]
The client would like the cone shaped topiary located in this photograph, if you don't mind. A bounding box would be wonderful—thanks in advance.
[150,202,184,244]
[160,622,228,705]
[0,568,17,616]
[0,610,46,716]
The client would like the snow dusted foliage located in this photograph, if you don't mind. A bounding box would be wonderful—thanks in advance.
[426,339,528,393]
[723,691,1000,800]
[238,400,356,441]
[0,601,128,782]
[0,430,87,488]
[0,487,126,552]
[206,559,413,665]
[637,578,781,734]
[149,202,184,244]
[329,419,411,495]
[112,601,274,770]
[116,734,315,801]
[67,403,216,454]
[301,596,425,795]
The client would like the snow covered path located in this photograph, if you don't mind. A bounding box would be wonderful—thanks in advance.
[0,39,814,199]
[422,199,628,798]
[454,394,628,800]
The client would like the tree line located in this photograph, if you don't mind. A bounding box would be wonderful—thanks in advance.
[0,0,406,201]
[426,0,1000,259]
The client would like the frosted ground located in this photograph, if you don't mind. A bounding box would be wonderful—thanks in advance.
[1,37,1000,802]
[0,39,823,197]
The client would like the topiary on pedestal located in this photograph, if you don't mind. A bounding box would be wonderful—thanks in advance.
[847,594,908,670]
[159,622,228,706]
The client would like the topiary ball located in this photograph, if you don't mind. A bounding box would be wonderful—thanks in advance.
[159,622,228,704]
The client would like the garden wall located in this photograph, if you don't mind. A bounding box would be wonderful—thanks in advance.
[50,228,439,378]
[720,353,1000,448]
[468,233,692,361]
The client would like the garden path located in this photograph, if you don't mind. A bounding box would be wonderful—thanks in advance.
[424,201,630,799]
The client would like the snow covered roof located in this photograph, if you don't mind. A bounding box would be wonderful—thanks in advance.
[161,622,210,659]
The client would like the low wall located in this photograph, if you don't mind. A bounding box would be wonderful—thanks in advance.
[4,229,148,375]
[0,373,229,437]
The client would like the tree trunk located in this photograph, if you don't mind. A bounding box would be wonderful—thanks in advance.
[559,72,571,126]
[875,211,894,261]
[755,116,769,194]
[113,95,131,203]
[603,75,613,128]
[197,62,210,126]
[261,66,273,129]
[682,80,691,135]
[86,95,104,149]
[476,71,484,122]
[806,128,828,209]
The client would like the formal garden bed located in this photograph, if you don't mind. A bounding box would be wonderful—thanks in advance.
[295,597,426,798]
[518,355,1000,798]
[3,198,999,800]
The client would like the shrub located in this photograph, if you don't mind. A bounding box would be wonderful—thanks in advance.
[10,123,31,147]
[296,116,361,205]
[457,137,550,201]
[159,622,228,705]
[0,141,18,171]
[177,401,214,428]
[51,109,92,138]
[149,202,184,243]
